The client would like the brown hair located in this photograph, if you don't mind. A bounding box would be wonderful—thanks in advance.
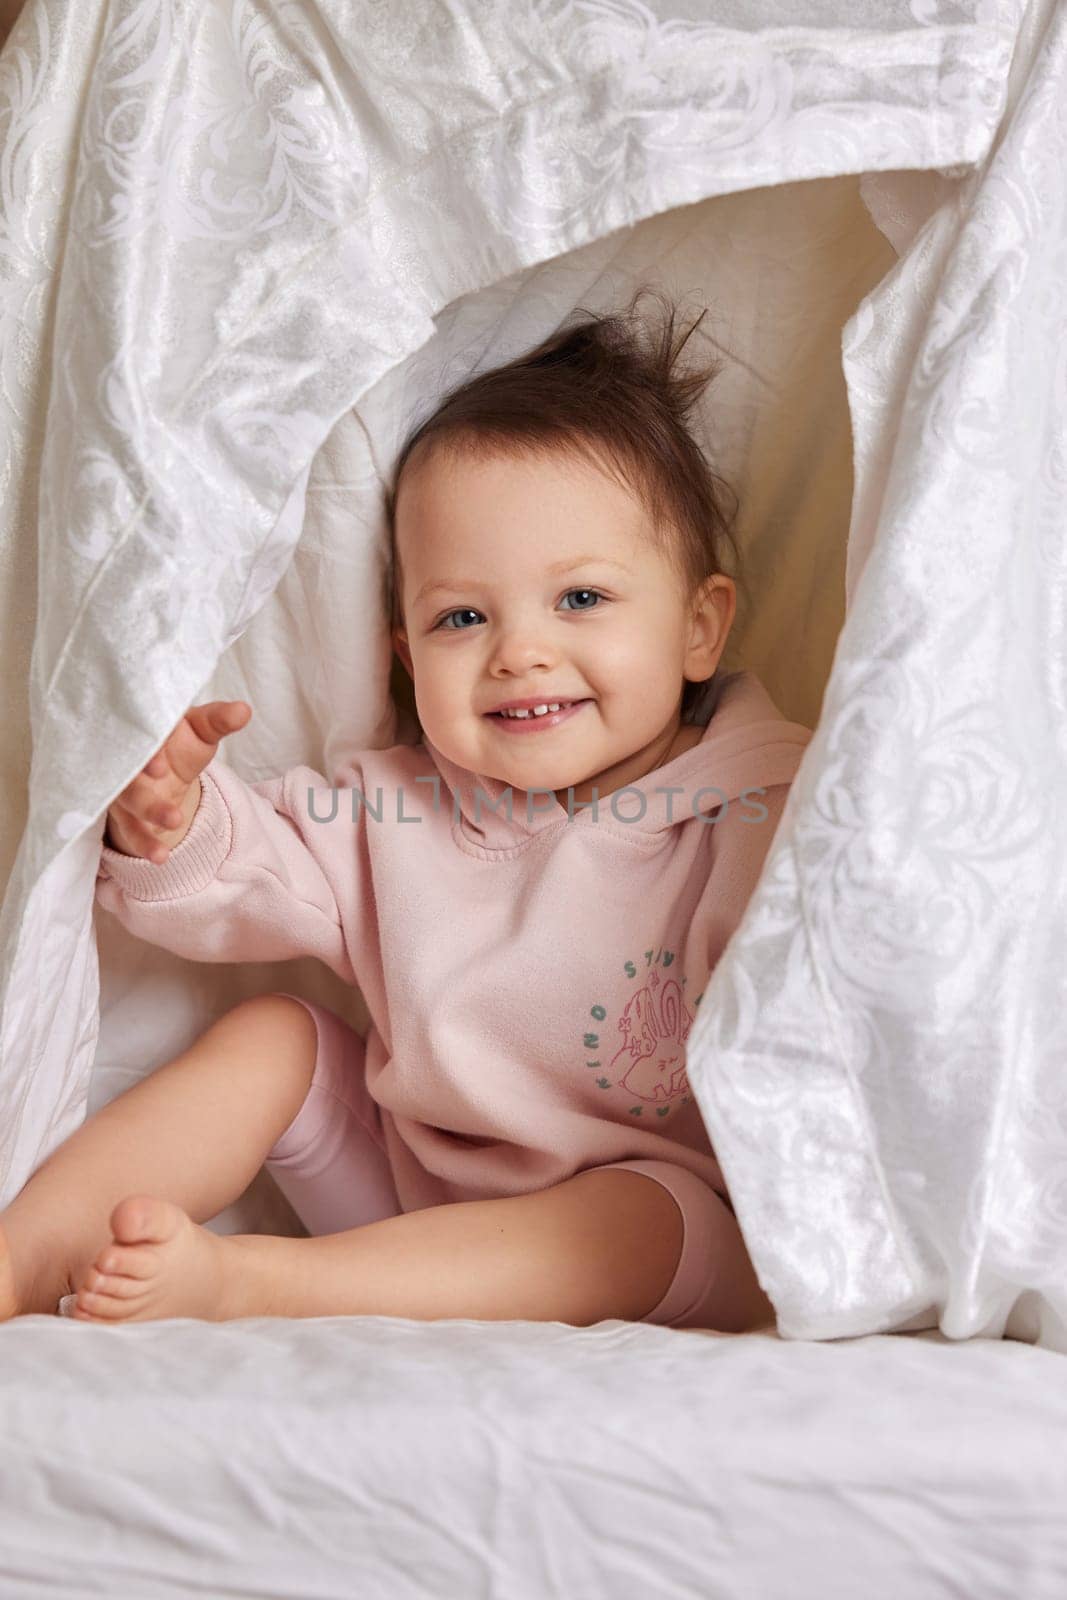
[383,285,744,723]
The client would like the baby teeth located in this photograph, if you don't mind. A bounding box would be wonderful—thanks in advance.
[501,702,564,719]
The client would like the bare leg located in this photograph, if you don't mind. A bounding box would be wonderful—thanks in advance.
[0,994,319,1318]
[0,995,762,1331]
[66,1166,693,1328]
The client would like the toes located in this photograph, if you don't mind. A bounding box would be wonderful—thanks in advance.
[72,1288,143,1322]
[73,1196,188,1323]
[109,1194,183,1246]
[82,1267,147,1300]
[92,1246,158,1282]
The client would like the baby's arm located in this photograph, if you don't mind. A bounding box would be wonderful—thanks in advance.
[96,756,361,986]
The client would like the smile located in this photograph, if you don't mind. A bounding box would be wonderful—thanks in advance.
[486,700,590,733]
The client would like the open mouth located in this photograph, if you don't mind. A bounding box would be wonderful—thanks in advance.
[486,699,591,730]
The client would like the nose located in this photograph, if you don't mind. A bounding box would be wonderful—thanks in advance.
[487,612,560,677]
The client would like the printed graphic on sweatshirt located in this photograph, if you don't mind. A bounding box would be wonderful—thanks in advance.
[583,952,704,1121]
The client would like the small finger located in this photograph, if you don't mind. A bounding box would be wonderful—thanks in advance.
[151,802,184,829]
[108,795,156,838]
[185,701,250,751]
[110,804,170,863]
[114,780,182,835]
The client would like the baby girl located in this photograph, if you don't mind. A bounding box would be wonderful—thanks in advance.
[0,289,811,1331]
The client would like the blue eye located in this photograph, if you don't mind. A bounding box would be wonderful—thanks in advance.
[559,588,603,612]
[436,608,481,631]
[433,589,606,631]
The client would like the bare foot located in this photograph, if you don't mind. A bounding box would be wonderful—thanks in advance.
[71,1195,235,1323]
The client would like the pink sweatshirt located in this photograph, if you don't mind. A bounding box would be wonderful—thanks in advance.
[96,670,812,1213]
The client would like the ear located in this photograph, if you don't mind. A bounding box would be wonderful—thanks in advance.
[393,629,414,678]
[684,575,736,682]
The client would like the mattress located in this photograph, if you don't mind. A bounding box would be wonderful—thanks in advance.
[1,1318,1063,1598]
[0,0,1065,1592]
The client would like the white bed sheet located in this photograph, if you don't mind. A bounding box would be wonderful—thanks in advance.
[1,1318,1063,1598]
[0,2,1064,1590]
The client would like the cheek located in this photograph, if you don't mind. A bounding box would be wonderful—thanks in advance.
[410,642,469,701]
[590,619,668,676]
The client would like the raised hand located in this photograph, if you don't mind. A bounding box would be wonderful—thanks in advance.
[104,701,252,864]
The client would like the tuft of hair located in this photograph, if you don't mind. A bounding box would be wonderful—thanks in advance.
[383,284,745,722]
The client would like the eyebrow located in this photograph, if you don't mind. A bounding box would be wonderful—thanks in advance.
[412,556,633,607]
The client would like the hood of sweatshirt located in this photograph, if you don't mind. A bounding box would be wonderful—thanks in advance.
[421,669,814,854]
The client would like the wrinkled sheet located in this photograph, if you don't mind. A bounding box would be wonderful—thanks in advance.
[0,1315,1065,1599]
[1,1,1065,1591]
[690,0,1067,1348]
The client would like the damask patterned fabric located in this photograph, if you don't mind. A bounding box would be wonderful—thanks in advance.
[0,0,1062,1353]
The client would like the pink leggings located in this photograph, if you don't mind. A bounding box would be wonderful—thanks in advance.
[264,994,770,1333]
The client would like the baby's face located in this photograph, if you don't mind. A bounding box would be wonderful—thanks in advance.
[392,444,734,804]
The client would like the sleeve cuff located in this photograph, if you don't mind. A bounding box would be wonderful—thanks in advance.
[96,764,233,901]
